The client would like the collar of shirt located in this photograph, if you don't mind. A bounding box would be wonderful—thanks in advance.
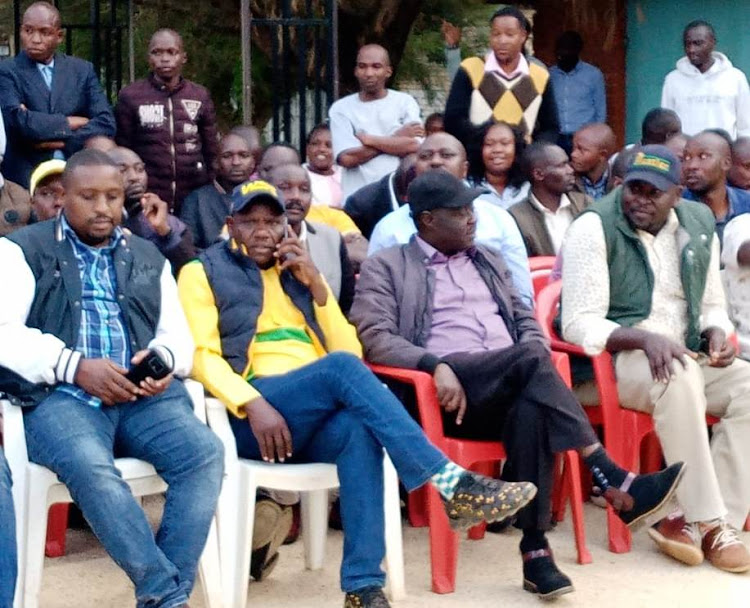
[582,170,609,190]
[415,235,475,264]
[550,60,583,77]
[213,180,227,195]
[61,214,124,254]
[36,57,55,69]
[484,51,529,79]
[636,209,679,241]
[529,192,572,215]
[297,220,308,243]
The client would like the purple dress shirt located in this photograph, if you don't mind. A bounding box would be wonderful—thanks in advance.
[417,236,514,357]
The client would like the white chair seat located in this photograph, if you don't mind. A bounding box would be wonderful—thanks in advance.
[3,379,223,608]
[204,396,406,608]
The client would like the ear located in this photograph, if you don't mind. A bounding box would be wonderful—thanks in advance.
[385,64,393,80]
[532,166,545,183]
[181,51,188,66]
[225,215,235,240]
[721,154,732,173]
[460,160,469,179]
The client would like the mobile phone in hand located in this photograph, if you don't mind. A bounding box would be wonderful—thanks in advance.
[281,217,296,262]
[125,350,171,385]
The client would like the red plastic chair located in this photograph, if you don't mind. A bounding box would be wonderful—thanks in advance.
[369,354,591,595]
[534,280,740,551]
[528,256,557,273]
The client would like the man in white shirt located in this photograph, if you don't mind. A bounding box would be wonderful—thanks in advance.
[661,20,750,139]
[562,145,750,573]
[368,132,534,308]
[329,44,423,198]
[509,142,591,257]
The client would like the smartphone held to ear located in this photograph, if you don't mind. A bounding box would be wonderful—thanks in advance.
[126,350,171,385]
[282,217,296,262]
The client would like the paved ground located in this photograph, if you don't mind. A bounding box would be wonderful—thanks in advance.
[38,497,750,608]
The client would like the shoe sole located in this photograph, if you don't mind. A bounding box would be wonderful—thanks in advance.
[626,464,686,531]
[523,579,575,600]
[709,561,750,574]
[448,483,538,531]
[647,527,704,566]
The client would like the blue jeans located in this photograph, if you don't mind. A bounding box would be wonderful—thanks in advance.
[0,448,17,608]
[23,381,224,608]
[229,352,447,592]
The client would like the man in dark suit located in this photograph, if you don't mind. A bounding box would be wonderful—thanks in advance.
[0,1,115,188]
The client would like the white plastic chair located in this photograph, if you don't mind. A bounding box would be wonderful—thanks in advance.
[2,379,223,608]
[203,395,406,608]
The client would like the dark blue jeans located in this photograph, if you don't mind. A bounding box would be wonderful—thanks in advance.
[230,352,447,592]
[0,448,16,608]
[23,381,224,608]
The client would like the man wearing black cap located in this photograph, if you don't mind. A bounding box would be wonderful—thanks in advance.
[562,145,750,573]
[351,169,685,599]
[177,179,542,608]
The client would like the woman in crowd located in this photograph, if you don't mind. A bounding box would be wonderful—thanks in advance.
[472,122,530,209]
[303,123,344,208]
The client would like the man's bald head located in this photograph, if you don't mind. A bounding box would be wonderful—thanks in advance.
[21,1,63,63]
[415,133,468,179]
[357,44,390,66]
[24,1,61,27]
[571,123,616,177]
[355,44,392,98]
[683,131,732,194]
[149,28,184,50]
[730,137,750,190]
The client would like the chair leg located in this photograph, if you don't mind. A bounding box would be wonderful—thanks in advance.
[301,489,329,570]
[44,503,69,558]
[563,451,592,565]
[427,485,459,594]
[24,485,51,608]
[225,470,256,608]
[407,486,428,528]
[551,454,568,524]
[382,454,405,601]
[606,507,631,553]
[197,517,223,608]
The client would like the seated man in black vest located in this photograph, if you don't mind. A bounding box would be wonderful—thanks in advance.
[177,178,539,608]
[0,149,224,608]
[350,170,685,600]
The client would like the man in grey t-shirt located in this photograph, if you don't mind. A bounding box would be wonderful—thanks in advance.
[329,44,424,198]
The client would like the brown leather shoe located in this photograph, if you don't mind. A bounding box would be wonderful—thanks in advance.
[647,513,703,566]
[702,523,750,573]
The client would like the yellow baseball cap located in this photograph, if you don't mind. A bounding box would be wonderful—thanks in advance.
[29,159,66,196]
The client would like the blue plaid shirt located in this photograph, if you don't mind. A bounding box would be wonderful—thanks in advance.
[56,217,131,407]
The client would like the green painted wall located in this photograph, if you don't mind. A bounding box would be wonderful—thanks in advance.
[626,0,750,142]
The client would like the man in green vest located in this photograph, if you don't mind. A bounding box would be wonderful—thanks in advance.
[562,145,750,573]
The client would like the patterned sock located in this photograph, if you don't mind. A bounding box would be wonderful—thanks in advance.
[582,446,628,492]
[430,462,467,500]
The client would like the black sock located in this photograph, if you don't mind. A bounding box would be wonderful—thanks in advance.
[583,446,629,492]
[520,529,548,554]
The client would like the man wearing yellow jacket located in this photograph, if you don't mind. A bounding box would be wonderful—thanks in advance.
[177,179,537,608]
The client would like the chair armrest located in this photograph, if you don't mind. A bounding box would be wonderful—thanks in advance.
[205,397,240,471]
[550,350,572,387]
[2,398,29,470]
[184,379,207,424]
[367,363,447,448]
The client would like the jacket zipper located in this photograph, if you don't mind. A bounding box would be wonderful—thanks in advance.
[167,97,177,209]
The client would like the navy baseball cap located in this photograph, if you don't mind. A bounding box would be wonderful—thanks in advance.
[624,145,681,192]
[408,171,483,216]
[230,180,285,215]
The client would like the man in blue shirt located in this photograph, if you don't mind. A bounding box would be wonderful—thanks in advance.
[368,132,534,308]
[683,130,750,244]
[550,31,607,155]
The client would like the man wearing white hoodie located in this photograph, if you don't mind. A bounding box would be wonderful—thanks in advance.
[661,20,750,139]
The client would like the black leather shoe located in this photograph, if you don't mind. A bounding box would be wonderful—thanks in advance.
[522,547,574,600]
[443,472,537,531]
[343,586,390,608]
[611,462,686,530]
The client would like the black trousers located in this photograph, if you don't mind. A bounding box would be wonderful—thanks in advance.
[442,340,598,531]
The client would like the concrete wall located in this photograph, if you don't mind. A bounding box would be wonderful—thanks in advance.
[626,0,750,142]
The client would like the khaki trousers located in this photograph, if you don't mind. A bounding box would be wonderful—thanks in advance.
[615,351,750,529]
